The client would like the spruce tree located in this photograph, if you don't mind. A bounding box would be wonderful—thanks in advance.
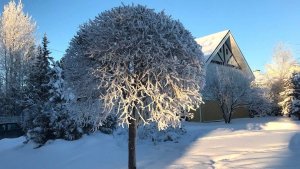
[22,46,42,131]
[37,34,51,102]
[46,59,83,141]
[279,72,300,119]
[24,34,52,142]
[25,34,51,106]
[27,58,83,145]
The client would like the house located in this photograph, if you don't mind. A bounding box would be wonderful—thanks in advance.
[192,30,255,122]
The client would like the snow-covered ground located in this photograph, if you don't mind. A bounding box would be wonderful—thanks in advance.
[1,117,300,169]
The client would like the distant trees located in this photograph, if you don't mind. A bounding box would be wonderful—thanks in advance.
[204,65,252,123]
[0,0,36,115]
[63,5,205,169]
[248,43,300,118]
[0,1,86,146]
[264,44,300,113]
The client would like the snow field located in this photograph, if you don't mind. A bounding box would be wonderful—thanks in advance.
[0,117,300,169]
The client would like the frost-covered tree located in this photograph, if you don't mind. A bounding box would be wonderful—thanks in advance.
[22,46,41,130]
[27,58,83,146]
[25,58,53,145]
[279,73,300,119]
[34,34,51,102]
[63,5,205,169]
[264,43,300,113]
[0,0,36,115]
[47,58,83,141]
[137,123,186,143]
[204,64,252,123]
[27,46,49,99]
[248,86,272,117]
[23,35,51,131]
[249,70,273,116]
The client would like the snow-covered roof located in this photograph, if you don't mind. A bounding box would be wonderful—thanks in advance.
[195,30,254,79]
[195,30,229,61]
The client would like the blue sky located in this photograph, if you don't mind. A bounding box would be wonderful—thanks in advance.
[0,0,299,71]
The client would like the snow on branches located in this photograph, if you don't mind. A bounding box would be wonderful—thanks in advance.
[204,64,252,123]
[63,5,205,130]
[279,73,300,118]
[0,0,36,53]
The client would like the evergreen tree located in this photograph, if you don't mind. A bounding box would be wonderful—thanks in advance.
[279,72,300,119]
[36,34,51,102]
[25,35,51,103]
[46,58,83,141]
[42,34,51,60]
[22,45,39,130]
[27,59,83,145]
[23,34,51,134]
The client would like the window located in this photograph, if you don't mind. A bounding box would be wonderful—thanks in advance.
[226,49,228,55]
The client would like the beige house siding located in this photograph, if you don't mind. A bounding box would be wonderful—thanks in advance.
[232,107,249,119]
[191,101,249,122]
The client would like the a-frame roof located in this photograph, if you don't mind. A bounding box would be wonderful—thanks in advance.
[195,30,254,79]
[195,30,229,61]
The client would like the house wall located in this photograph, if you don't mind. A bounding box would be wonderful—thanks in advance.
[191,101,249,122]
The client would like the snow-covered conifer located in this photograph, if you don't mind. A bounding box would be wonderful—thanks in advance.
[279,72,300,119]
[23,35,51,132]
[47,58,83,140]
[27,58,83,145]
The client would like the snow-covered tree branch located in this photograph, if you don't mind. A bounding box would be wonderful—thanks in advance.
[248,85,272,117]
[63,5,205,169]
[64,5,205,130]
[204,64,252,123]
[263,43,300,112]
[279,72,300,119]
[0,0,36,115]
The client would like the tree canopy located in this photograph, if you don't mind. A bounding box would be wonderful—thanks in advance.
[63,5,206,130]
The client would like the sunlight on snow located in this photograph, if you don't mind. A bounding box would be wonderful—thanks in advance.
[167,118,300,169]
[262,118,300,131]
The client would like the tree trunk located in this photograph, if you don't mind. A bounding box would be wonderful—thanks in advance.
[220,103,228,123]
[4,48,8,95]
[128,108,137,169]
[223,113,228,123]
[228,111,232,124]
